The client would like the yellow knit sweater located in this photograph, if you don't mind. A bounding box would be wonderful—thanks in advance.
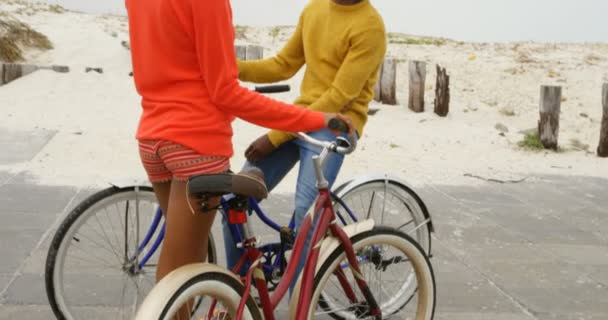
[238,0,386,146]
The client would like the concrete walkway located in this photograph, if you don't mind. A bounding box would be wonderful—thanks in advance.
[0,128,607,320]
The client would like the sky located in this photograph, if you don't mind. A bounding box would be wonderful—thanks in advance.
[33,0,608,43]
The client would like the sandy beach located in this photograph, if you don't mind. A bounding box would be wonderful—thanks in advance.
[1,0,608,192]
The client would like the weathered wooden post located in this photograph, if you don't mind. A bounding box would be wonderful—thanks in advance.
[379,58,396,105]
[373,62,384,102]
[246,45,263,61]
[434,64,450,117]
[235,45,247,60]
[2,63,38,85]
[374,73,382,101]
[50,65,69,73]
[597,83,608,157]
[538,85,562,150]
[0,64,4,85]
[3,63,22,84]
[408,61,426,112]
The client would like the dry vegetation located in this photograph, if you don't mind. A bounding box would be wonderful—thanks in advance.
[0,14,53,62]
[235,25,248,40]
[388,32,448,46]
[584,53,602,65]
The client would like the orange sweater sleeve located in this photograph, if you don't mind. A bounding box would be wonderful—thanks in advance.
[190,0,325,133]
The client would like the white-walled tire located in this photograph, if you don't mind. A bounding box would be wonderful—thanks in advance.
[135,263,262,320]
[290,227,436,320]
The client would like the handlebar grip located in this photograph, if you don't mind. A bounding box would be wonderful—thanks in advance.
[254,85,291,94]
[328,118,349,133]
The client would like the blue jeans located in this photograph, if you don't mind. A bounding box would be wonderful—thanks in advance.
[221,129,346,286]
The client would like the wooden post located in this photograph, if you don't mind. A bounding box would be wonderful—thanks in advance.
[373,62,383,102]
[235,45,247,60]
[246,45,263,61]
[538,85,562,150]
[85,67,103,74]
[373,81,381,102]
[379,58,397,105]
[2,63,22,84]
[374,81,381,101]
[50,65,69,73]
[598,83,608,157]
[2,64,38,84]
[1,64,69,85]
[408,61,426,112]
[433,64,450,117]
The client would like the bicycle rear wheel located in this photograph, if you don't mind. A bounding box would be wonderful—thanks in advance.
[334,181,432,255]
[45,186,217,320]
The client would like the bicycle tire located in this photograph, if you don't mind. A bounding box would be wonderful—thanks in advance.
[335,181,432,255]
[45,186,217,320]
[291,226,436,320]
[135,264,262,320]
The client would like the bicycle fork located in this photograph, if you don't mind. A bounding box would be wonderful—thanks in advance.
[329,223,382,319]
[297,192,382,320]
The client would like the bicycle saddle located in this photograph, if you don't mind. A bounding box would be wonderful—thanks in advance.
[188,167,268,200]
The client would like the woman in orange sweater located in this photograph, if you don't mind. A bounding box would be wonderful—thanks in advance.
[125,0,349,298]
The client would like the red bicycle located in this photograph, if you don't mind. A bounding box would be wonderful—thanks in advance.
[135,119,436,320]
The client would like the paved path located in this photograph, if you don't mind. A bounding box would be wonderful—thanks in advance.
[0,128,607,319]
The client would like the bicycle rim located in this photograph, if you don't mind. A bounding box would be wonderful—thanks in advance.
[51,187,160,320]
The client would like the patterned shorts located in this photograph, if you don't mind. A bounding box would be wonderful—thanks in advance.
[138,140,230,183]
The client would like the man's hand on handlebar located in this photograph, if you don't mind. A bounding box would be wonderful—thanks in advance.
[323,113,354,136]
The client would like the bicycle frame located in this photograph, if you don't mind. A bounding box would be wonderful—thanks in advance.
[222,131,382,320]
[230,184,381,320]
[128,190,359,272]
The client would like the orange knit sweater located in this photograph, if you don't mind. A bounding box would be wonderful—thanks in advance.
[125,0,325,157]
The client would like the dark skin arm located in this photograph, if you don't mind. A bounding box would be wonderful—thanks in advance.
[245,114,354,162]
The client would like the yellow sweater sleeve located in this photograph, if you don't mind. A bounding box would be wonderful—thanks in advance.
[237,17,305,83]
[267,26,386,147]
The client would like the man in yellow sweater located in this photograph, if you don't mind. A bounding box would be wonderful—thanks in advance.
[223,0,386,276]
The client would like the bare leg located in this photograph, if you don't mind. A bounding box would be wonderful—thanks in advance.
[156,180,219,319]
[152,181,171,217]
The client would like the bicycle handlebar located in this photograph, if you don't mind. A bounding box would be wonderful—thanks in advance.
[254,84,356,155]
[254,85,291,94]
[297,130,357,155]
[328,118,349,133]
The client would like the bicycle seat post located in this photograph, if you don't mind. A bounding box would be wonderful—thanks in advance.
[241,217,255,244]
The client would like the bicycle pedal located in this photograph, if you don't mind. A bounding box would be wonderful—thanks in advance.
[279,226,295,247]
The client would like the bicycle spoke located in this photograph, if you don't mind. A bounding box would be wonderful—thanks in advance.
[72,231,123,265]
[65,251,118,270]
[87,215,122,258]
[124,201,129,262]
[111,203,128,258]
[366,191,376,220]
[68,234,124,266]
[95,211,124,263]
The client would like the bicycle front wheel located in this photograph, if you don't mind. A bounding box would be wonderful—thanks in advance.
[300,227,436,320]
[135,263,262,320]
[45,186,217,320]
